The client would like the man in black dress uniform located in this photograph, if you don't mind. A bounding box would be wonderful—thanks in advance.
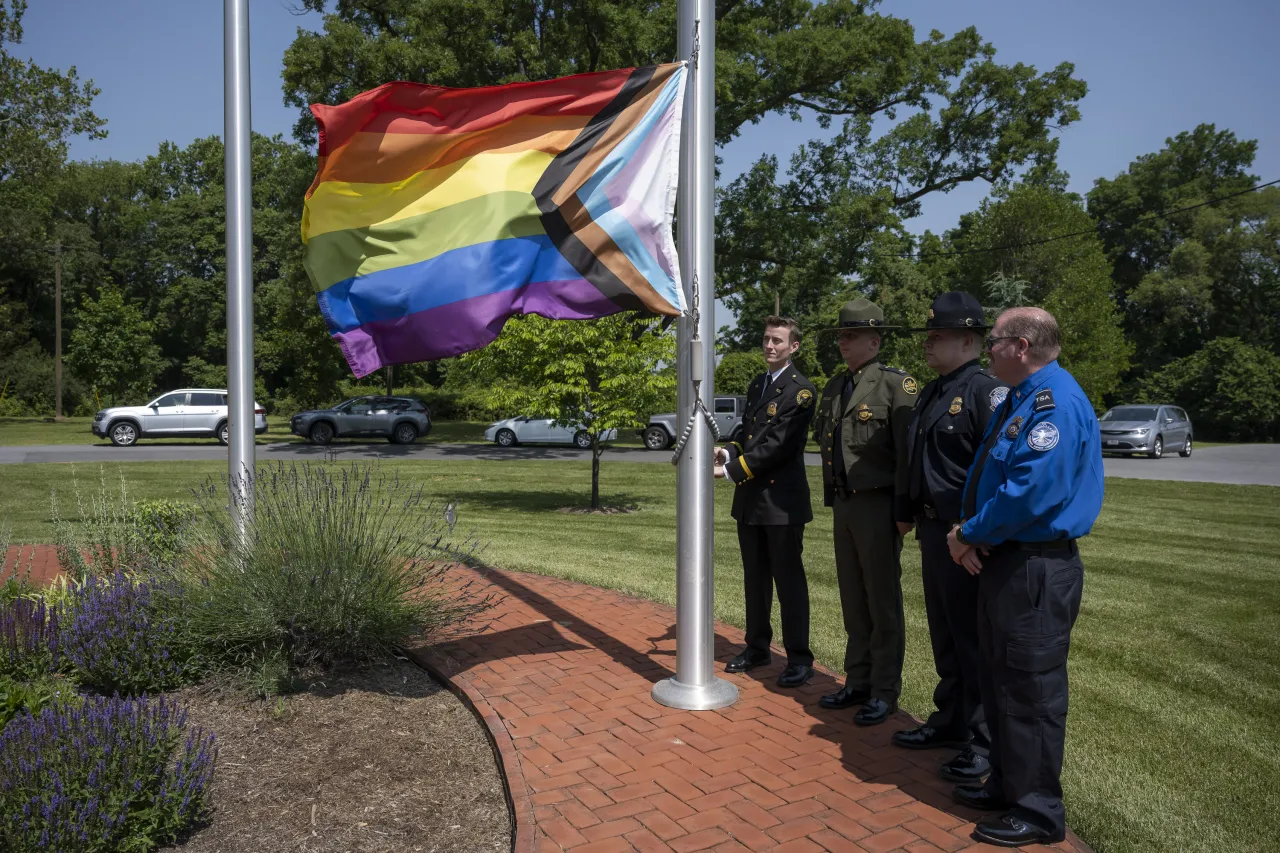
[714,316,817,688]
[893,292,1009,784]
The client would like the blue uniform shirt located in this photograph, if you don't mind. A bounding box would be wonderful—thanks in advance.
[960,361,1104,546]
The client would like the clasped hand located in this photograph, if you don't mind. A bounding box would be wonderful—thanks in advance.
[713,446,728,479]
[946,524,988,575]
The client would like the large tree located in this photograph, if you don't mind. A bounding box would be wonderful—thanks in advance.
[1087,125,1279,374]
[941,183,1131,408]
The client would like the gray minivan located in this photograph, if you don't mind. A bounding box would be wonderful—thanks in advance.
[1098,404,1194,459]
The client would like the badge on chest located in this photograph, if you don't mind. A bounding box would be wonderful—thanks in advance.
[948,396,963,415]
[857,403,872,422]
[766,402,778,417]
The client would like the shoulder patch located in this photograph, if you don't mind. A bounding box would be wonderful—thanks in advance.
[1027,421,1060,451]
[902,376,918,395]
[1034,388,1055,412]
[797,388,814,408]
[989,386,1009,411]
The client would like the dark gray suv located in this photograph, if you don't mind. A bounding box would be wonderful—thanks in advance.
[290,396,432,445]
[1099,404,1194,459]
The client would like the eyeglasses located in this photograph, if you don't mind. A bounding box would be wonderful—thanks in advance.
[983,335,1021,352]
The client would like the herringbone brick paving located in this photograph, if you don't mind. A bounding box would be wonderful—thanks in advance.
[411,566,1092,853]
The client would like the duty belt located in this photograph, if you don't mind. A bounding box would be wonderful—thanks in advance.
[998,539,1078,556]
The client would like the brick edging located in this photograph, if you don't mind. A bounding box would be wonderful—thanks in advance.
[403,645,537,853]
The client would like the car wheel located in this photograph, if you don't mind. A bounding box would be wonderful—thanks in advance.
[309,422,334,446]
[1149,436,1163,459]
[573,430,592,449]
[391,422,418,445]
[1179,436,1192,457]
[643,426,670,450]
[217,422,230,446]
[109,422,138,447]
[495,428,517,447]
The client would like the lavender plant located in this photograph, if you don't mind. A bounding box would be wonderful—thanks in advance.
[0,598,61,680]
[0,695,216,853]
[180,461,488,673]
[59,573,199,695]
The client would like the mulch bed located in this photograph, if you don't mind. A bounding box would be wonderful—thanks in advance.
[168,656,511,853]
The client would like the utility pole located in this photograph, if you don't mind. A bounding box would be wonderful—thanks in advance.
[54,244,63,420]
[385,365,393,396]
[651,0,737,712]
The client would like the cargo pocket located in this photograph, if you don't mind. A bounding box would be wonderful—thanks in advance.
[1003,635,1070,716]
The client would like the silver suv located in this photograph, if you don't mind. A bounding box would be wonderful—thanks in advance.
[640,396,747,450]
[92,389,268,447]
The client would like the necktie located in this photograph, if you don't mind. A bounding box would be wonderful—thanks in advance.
[962,397,1013,518]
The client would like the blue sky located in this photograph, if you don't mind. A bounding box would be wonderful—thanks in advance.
[19,0,1280,239]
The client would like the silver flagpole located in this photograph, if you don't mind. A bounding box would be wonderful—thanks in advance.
[224,0,255,528]
[652,0,737,711]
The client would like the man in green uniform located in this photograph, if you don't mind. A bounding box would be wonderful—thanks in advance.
[813,298,919,725]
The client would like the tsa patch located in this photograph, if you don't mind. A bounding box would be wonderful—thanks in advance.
[989,386,1008,410]
[1027,421,1060,452]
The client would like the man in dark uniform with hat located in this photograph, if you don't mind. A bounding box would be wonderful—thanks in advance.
[714,316,818,688]
[812,298,918,726]
[892,292,1008,786]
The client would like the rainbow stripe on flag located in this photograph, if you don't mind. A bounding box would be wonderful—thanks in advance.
[302,63,687,378]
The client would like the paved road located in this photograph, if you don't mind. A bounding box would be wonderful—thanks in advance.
[2,441,1278,486]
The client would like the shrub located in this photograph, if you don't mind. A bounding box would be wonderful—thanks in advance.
[1137,337,1280,442]
[59,573,200,695]
[127,500,196,565]
[0,695,216,853]
[0,598,60,680]
[0,674,78,731]
[50,471,150,580]
[180,461,487,673]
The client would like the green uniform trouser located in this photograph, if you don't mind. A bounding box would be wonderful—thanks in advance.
[831,488,905,703]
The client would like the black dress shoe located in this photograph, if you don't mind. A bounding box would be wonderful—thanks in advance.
[972,813,1065,847]
[724,651,770,673]
[819,684,870,709]
[776,663,813,688]
[939,747,991,784]
[853,697,895,726]
[891,725,970,751]
[951,785,1008,812]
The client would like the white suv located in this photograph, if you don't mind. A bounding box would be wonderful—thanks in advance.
[92,389,268,447]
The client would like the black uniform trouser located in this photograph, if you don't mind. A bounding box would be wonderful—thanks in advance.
[831,489,903,702]
[977,541,1084,837]
[916,517,991,754]
[738,523,813,666]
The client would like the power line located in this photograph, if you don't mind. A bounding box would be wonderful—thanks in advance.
[904,177,1280,261]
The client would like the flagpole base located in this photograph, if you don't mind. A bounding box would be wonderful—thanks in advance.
[651,675,739,711]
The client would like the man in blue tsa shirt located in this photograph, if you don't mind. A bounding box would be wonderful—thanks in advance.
[945,307,1103,849]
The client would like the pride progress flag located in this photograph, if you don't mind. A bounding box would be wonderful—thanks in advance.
[302,63,687,378]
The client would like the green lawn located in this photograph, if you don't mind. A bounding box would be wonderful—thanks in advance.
[1,459,1276,853]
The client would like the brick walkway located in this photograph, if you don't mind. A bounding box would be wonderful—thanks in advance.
[409,566,1091,853]
[2,545,64,586]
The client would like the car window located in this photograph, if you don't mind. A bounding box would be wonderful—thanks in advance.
[154,393,186,408]
[189,392,224,406]
[1101,406,1158,421]
[1176,408,1190,422]
[714,398,736,414]
[348,398,373,414]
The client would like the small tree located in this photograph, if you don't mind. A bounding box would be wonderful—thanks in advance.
[464,313,675,509]
[67,285,165,405]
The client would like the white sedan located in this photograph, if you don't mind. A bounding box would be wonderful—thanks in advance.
[484,416,618,449]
